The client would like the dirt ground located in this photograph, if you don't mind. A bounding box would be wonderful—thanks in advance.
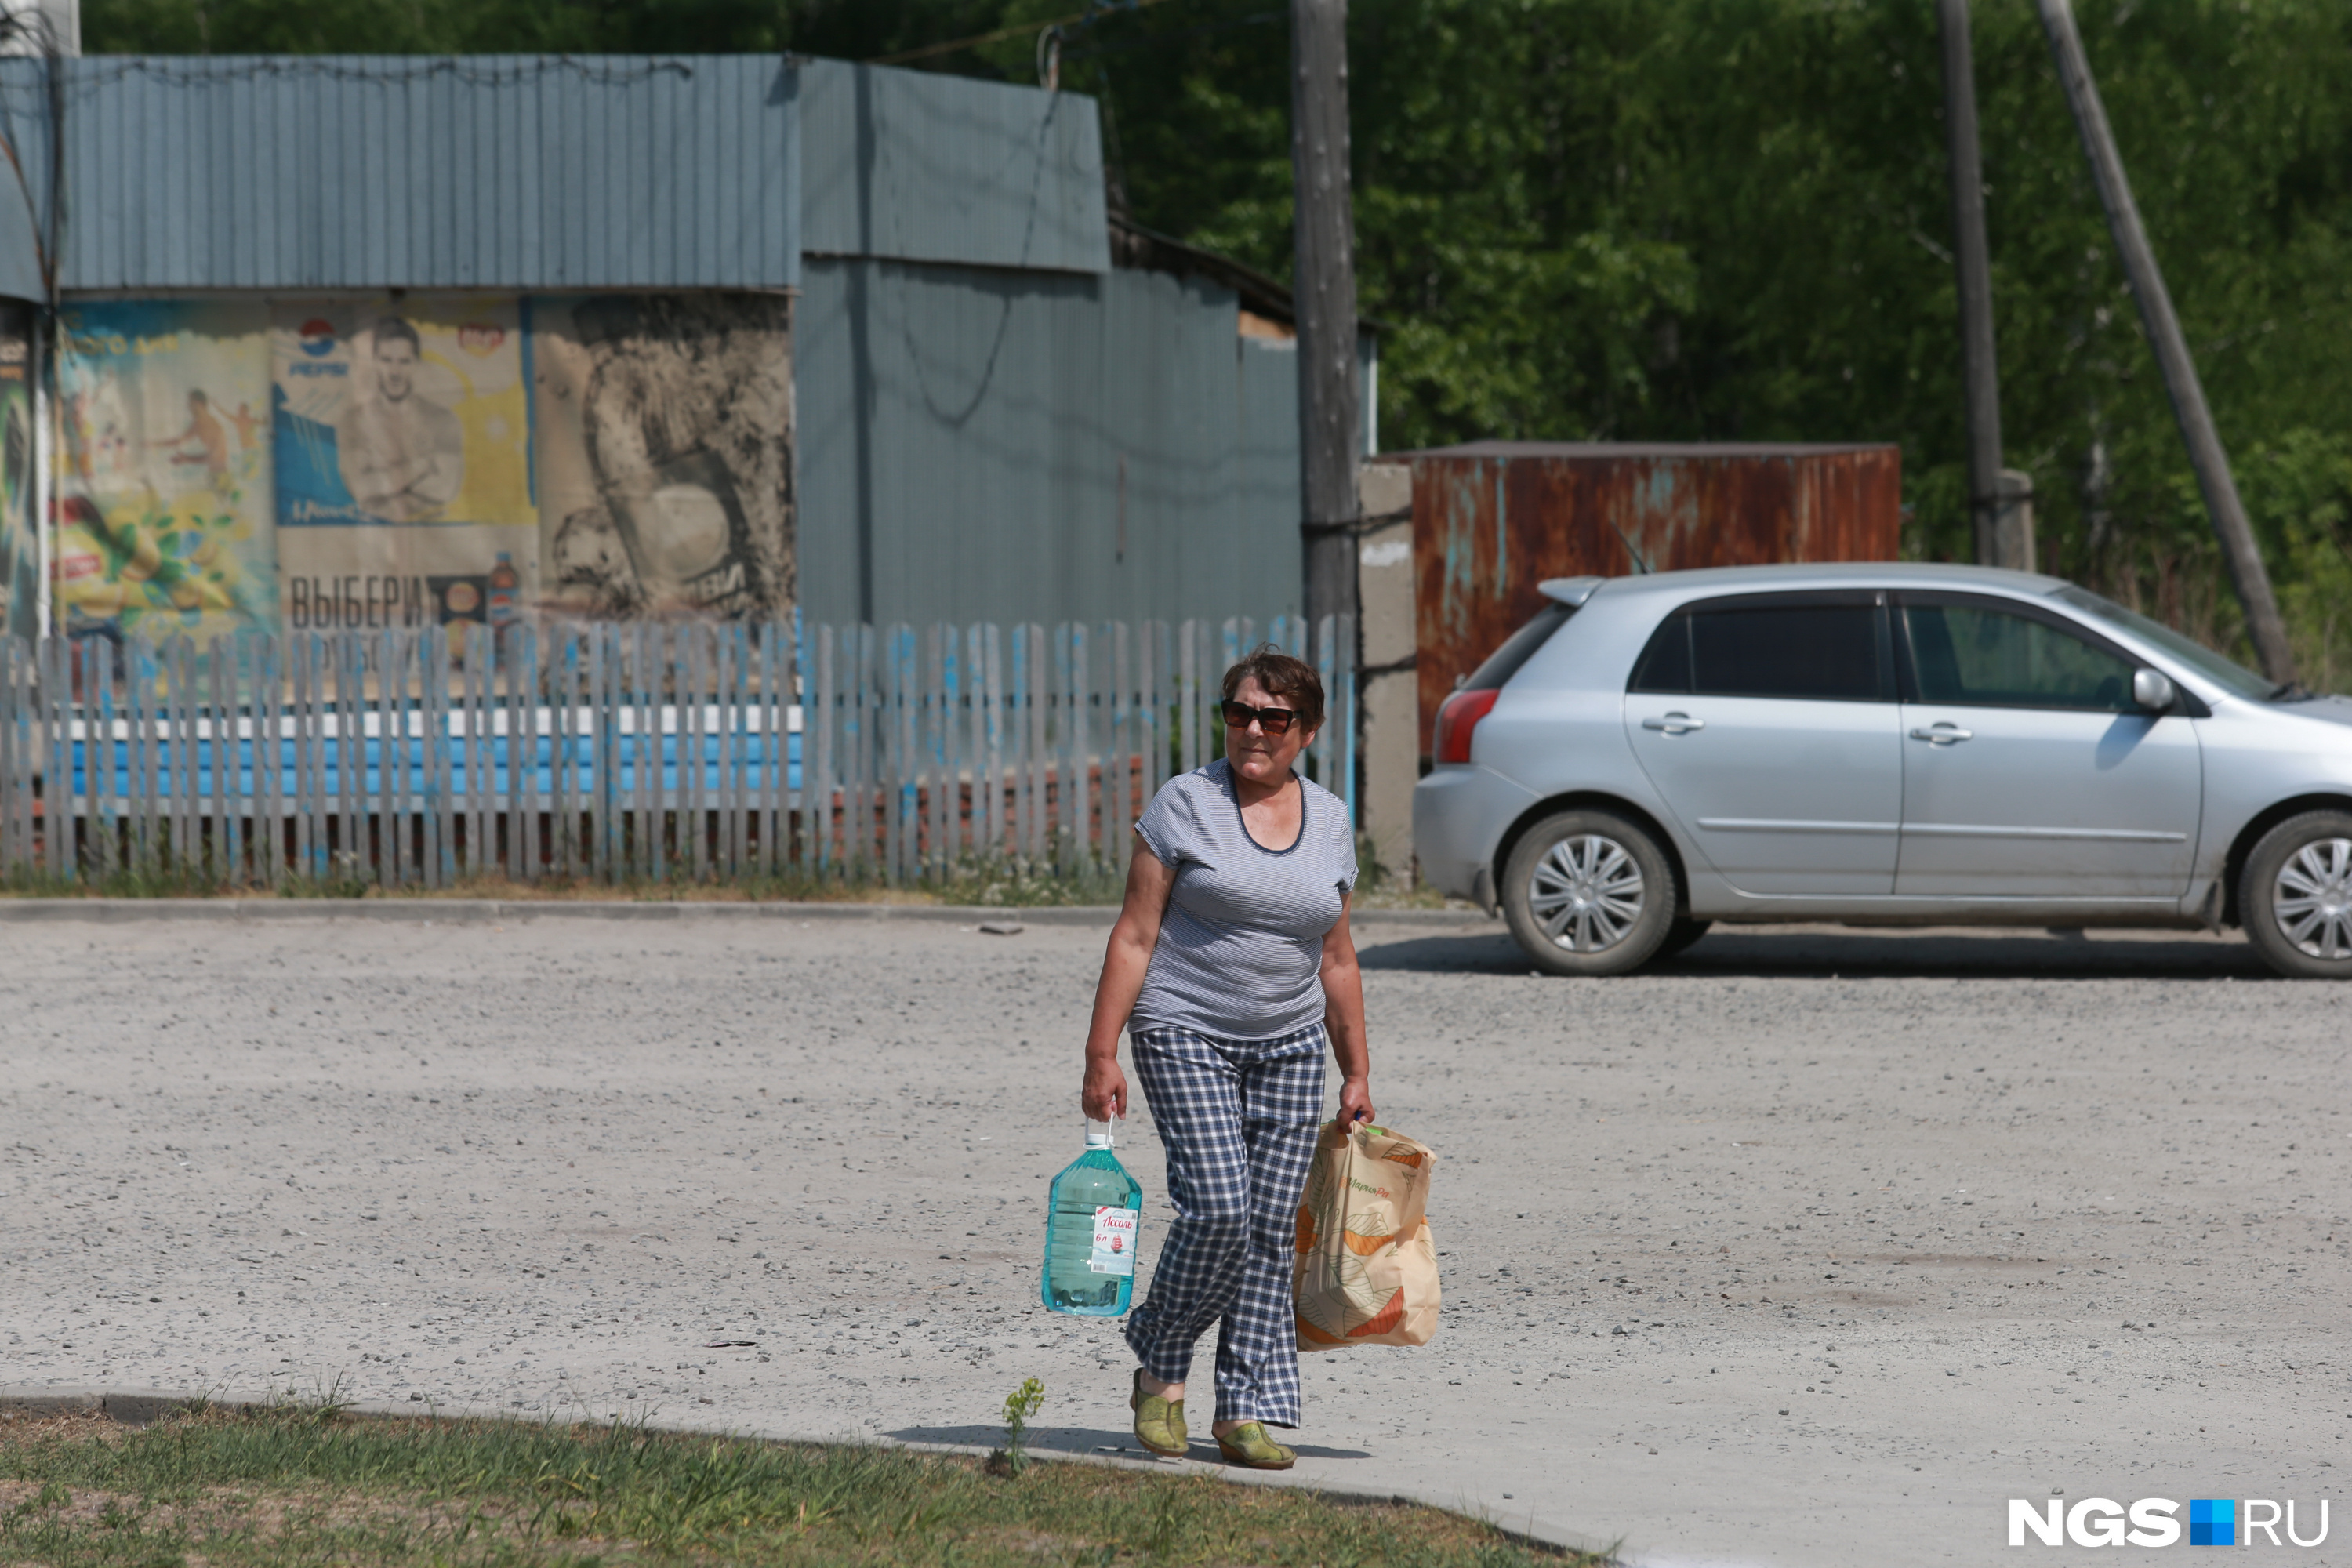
[2,910,2344,1566]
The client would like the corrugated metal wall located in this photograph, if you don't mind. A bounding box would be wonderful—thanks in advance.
[1407,441,1904,750]
[0,53,1313,633]
[0,54,798,292]
[797,60,1107,276]
[797,256,1300,628]
[0,61,53,300]
[0,53,1111,294]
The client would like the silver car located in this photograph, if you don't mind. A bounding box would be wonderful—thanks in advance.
[1412,563,2352,978]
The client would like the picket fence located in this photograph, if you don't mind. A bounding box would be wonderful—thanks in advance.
[0,615,1357,889]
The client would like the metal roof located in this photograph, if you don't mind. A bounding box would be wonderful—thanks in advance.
[0,53,1127,295]
[0,53,799,292]
[797,59,1108,275]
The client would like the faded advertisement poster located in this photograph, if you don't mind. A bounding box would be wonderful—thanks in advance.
[271,296,538,646]
[52,299,277,644]
[0,304,31,641]
[533,293,793,619]
[27,290,793,640]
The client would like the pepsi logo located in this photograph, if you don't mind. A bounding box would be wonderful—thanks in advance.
[297,318,336,358]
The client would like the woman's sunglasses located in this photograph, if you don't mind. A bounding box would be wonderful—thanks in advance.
[1220,699,1301,736]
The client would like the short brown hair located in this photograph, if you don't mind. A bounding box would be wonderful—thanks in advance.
[1221,645,1325,733]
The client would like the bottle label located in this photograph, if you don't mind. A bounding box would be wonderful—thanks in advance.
[1090,1207,1138,1276]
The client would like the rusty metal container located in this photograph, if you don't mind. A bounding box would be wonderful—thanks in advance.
[1405,441,1902,753]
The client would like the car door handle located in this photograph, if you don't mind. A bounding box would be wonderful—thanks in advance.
[1908,724,1973,744]
[1642,712,1704,735]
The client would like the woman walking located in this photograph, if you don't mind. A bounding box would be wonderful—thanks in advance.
[1079,646,1373,1470]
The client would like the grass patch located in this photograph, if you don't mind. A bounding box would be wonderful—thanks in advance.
[0,851,1131,908]
[0,834,1479,913]
[0,1406,1600,1567]
[0,861,1475,913]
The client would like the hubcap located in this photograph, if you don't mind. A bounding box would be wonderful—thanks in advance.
[1528,833,1646,953]
[2274,837,2352,961]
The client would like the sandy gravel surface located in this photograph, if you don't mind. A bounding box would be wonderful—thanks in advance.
[2,912,2347,1566]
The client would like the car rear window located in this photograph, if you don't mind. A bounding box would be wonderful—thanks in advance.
[1460,601,1574,692]
[1630,596,1889,701]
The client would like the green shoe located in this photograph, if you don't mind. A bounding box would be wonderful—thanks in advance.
[1131,1370,1187,1457]
[1214,1421,1296,1471]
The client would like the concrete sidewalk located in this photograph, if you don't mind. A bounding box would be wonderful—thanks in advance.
[2,913,2340,1566]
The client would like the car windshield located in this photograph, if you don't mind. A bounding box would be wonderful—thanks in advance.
[2050,585,2276,701]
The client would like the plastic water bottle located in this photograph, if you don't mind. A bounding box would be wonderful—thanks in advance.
[1041,1118,1143,1316]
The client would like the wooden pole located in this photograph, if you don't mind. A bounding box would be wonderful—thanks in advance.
[1290,0,1361,634]
[1937,0,2011,569]
[2038,0,2296,682]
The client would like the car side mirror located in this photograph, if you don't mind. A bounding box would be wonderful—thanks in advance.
[2132,667,2176,712]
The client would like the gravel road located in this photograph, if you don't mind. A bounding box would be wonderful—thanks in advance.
[2,909,2345,1566]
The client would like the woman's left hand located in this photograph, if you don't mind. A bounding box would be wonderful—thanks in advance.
[1320,894,1373,1127]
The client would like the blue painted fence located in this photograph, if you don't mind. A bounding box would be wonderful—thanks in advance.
[0,616,1356,889]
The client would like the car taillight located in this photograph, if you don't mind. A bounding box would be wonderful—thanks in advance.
[1432,687,1499,764]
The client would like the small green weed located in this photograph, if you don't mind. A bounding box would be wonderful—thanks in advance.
[1143,1475,1196,1559]
[267,1371,355,1424]
[989,1377,1047,1477]
[278,851,373,899]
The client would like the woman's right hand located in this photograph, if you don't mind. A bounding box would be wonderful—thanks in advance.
[1082,1052,1129,1121]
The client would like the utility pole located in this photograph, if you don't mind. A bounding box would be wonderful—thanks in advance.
[2037,0,2296,682]
[1936,0,2011,569]
[1290,0,1361,637]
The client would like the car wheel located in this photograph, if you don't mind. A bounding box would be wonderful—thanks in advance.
[1657,917,1713,959]
[2241,810,2352,979]
[1501,810,1678,976]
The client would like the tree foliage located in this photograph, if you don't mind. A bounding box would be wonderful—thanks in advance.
[82,0,2352,678]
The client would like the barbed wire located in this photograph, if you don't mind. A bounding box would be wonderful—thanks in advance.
[0,53,703,93]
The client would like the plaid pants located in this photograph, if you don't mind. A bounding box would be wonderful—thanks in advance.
[1123,1022,1326,1428]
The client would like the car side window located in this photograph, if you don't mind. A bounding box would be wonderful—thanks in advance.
[1631,600,1886,701]
[1628,613,1692,693]
[1901,601,2137,711]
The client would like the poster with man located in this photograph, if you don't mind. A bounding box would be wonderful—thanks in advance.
[336,317,466,521]
[271,296,537,648]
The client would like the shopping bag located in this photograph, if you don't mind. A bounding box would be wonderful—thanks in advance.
[1292,1119,1441,1350]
